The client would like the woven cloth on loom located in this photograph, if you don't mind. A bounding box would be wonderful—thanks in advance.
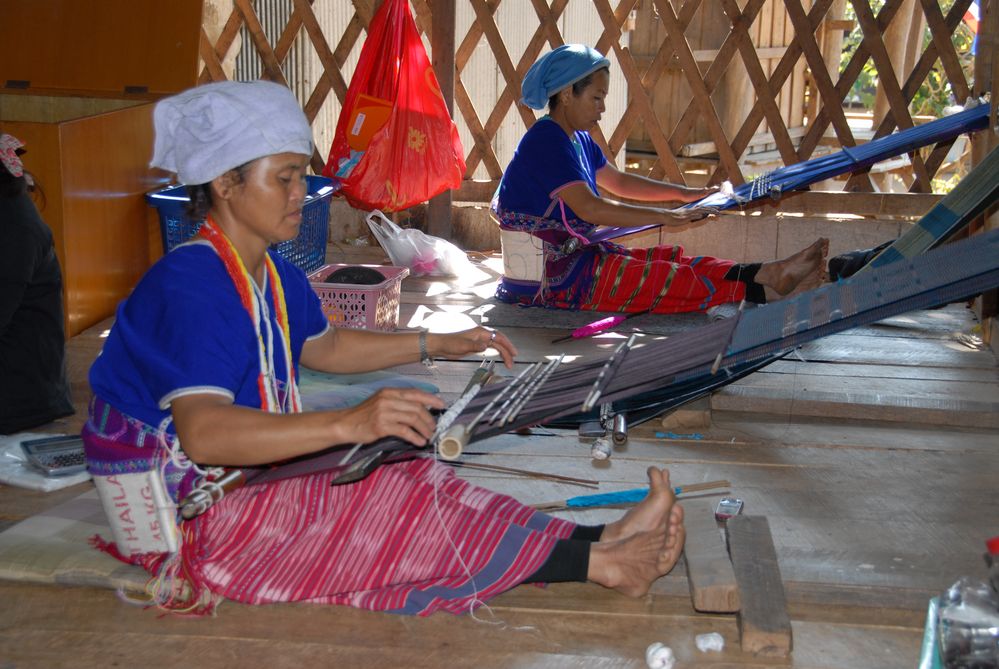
[256,223,999,486]
[861,143,999,272]
[475,299,739,334]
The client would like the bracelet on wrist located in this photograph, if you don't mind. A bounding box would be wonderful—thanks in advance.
[418,329,434,368]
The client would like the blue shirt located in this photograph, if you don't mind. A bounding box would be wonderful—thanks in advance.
[494,117,607,221]
[90,241,329,430]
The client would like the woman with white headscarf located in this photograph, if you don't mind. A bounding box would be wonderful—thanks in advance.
[493,45,829,313]
[84,80,685,616]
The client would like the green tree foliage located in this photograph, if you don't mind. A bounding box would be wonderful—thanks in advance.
[840,0,976,117]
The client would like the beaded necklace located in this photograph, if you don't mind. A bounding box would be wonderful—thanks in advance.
[198,216,301,414]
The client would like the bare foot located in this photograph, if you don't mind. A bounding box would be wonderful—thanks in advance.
[588,504,686,598]
[601,467,676,543]
[757,238,829,300]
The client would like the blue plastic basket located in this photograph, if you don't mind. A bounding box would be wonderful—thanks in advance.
[145,175,337,274]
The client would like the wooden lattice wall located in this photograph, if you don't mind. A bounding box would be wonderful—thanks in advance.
[198,0,992,202]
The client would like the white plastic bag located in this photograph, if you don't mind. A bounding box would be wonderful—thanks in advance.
[365,210,474,277]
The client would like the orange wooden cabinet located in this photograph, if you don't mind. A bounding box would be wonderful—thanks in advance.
[0,0,202,336]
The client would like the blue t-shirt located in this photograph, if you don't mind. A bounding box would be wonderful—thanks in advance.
[494,117,607,221]
[90,241,329,430]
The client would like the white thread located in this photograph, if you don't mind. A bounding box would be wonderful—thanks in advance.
[645,642,675,669]
[429,446,498,624]
[694,632,725,652]
[428,367,537,631]
[590,437,613,461]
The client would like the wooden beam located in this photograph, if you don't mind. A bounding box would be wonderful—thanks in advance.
[453,181,940,218]
[428,0,456,240]
[727,515,793,657]
[681,499,740,613]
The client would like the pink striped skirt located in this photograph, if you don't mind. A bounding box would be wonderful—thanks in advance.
[85,399,576,616]
[186,458,575,614]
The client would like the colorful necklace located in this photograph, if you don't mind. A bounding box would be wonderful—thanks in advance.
[197,216,301,414]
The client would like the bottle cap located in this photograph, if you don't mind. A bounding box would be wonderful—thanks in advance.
[987,535,999,555]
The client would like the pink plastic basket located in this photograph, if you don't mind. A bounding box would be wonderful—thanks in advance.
[307,264,409,331]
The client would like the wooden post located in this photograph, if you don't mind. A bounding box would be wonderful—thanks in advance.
[428,0,456,240]
[873,0,924,128]
[973,0,998,349]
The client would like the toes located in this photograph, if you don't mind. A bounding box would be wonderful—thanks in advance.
[647,466,665,491]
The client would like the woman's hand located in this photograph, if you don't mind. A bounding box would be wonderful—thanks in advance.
[655,207,715,229]
[428,327,518,369]
[334,387,445,447]
[676,185,720,203]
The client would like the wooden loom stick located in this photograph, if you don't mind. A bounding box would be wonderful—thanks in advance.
[448,461,599,488]
[582,334,637,411]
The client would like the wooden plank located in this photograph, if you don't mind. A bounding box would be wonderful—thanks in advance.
[659,396,711,430]
[727,515,793,656]
[682,498,741,612]
[713,370,999,428]
[454,180,942,216]
[0,580,927,669]
[756,358,999,383]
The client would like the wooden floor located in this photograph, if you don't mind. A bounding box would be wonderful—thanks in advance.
[2,245,998,668]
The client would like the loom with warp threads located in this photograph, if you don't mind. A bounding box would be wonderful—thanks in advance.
[583,102,991,246]
[178,140,999,518]
[251,223,999,484]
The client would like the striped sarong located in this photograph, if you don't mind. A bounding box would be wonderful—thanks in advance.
[84,399,575,615]
[493,208,746,313]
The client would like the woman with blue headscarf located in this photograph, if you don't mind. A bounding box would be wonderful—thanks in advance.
[493,45,828,313]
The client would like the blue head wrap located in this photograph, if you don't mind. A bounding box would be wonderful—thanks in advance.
[520,45,610,110]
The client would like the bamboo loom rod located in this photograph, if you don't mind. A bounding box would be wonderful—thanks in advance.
[447,461,600,488]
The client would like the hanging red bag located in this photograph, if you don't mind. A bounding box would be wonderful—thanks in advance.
[322,0,466,212]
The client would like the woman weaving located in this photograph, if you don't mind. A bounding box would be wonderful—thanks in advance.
[493,45,829,313]
[84,80,685,615]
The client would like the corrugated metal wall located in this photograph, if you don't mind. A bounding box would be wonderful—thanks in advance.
[233,0,626,177]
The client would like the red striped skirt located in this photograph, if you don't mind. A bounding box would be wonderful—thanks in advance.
[582,244,746,313]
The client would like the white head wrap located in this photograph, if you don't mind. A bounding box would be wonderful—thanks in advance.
[150,80,313,185]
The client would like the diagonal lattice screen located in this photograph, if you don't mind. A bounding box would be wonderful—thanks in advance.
[197,0,982,197]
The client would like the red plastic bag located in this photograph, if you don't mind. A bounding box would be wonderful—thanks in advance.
[322,0,466,212]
